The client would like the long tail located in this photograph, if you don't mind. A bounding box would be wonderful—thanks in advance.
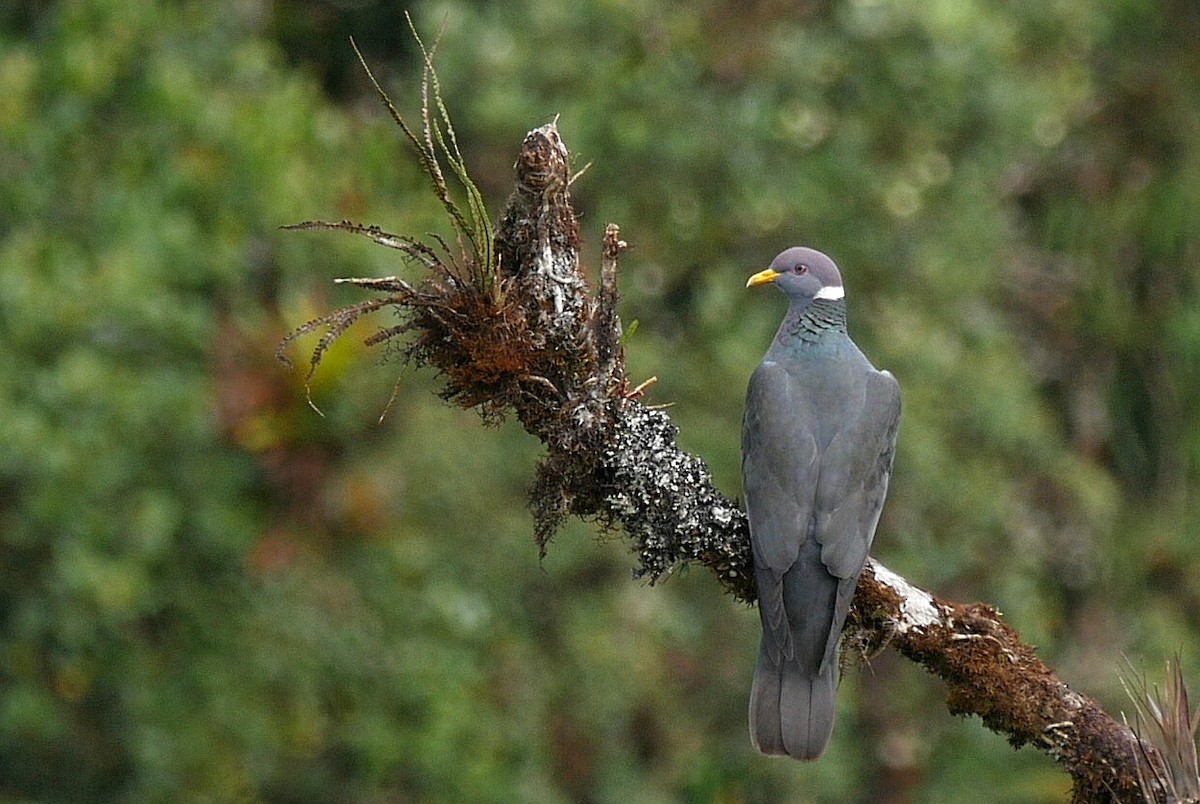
[748,638,838,760]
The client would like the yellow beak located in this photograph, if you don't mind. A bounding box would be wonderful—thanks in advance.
[745,268,781,288]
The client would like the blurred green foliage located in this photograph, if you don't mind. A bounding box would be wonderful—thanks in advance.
[1,0,1197,801]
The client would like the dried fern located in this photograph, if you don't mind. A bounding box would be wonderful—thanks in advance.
[280,220,441,268]
[1122,656,1200,803]
[279,20,500,412]
[348,13,493,290]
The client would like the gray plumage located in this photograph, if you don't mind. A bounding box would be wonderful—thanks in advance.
[743,247,901,760]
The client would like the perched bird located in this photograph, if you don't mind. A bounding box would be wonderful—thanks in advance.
[742,247,901,760]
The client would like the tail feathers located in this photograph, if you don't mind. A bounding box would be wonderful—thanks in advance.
[749,640,838,760]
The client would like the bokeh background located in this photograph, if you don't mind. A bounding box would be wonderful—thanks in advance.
[2,1,1198,801]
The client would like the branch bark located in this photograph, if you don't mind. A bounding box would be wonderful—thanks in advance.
[286,122,1163,803]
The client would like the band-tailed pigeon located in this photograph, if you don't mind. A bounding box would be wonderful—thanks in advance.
[743,247,901,760]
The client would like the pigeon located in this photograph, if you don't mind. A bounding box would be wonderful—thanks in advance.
[743,246,901,760]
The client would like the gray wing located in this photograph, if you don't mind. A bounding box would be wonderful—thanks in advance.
[742,361,822,668]
[811,368,901,671]
[743,362,901,674]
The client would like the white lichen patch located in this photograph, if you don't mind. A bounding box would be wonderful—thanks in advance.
[871,562,942,631]
[601,403,751,583]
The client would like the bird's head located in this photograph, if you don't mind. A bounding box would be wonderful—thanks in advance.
[746,247,844,303]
